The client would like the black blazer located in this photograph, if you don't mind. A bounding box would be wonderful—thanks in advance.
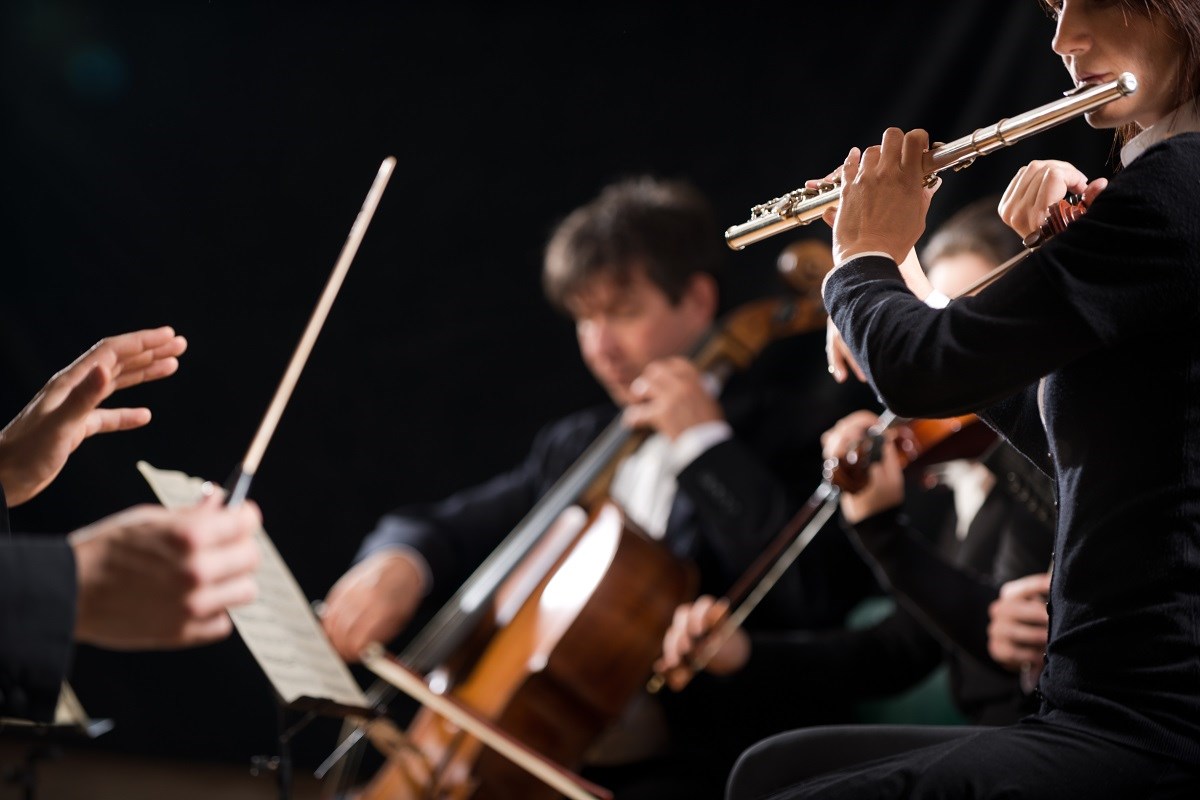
[0,485,76,722]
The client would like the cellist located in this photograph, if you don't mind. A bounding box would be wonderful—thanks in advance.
[320,176,878,798]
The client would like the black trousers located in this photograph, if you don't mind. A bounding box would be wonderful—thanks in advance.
[727,721,1200,800]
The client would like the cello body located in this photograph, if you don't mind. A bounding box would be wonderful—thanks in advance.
[360,502,695,799]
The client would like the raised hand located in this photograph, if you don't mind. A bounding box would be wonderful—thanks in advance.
[0,327,187,506]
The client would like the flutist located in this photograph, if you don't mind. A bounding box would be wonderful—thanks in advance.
[727,1,1200,798]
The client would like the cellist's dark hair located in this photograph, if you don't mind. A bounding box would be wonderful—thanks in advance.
[1040,0,1200,144]
[542,177,724,313]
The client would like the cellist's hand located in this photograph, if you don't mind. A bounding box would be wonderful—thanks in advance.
[321,550,427,662]
[623,358,723,440]
[655,596,750,691]
[998,159,1108,238]
[821,410,905,524]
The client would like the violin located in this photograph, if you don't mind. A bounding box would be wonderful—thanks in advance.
[648,410,997,692]
[826,413,996,493]
[334,241,837,799]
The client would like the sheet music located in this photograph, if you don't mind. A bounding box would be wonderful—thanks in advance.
[137,461,369,710]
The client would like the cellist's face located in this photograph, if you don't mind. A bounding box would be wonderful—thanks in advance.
[1050,0,1185,129]
[567,265,715,406]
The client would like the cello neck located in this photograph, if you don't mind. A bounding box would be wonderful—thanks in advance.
[401,412,635,673]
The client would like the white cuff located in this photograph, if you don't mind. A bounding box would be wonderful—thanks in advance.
[924,290,950,309]
[667,420,733,474]
[833,250,897,270]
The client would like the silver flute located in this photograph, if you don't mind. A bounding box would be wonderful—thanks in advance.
[725,72,1137,250]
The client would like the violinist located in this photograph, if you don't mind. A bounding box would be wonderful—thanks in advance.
[320,177,877,798]
[729,1,1200,797]
[1,328,261,722]
[660,199,1055,758]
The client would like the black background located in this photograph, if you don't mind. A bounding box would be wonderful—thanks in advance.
[1,0,1112,769]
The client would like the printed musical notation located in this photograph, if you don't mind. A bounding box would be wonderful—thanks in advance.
[137,462,369,710]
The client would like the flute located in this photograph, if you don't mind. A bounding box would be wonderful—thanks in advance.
[725,72,1137,250]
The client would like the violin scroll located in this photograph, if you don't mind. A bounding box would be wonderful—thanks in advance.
[1021,195,1088,250]
[823,414,996,494]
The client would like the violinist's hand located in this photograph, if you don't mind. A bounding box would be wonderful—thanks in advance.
[987,572,1051,672]
[821,410,905,524]
[0,327,187,507]
[826,319,866,384]
[322,550,427,662]
[832,129,940,268]
[998,160,1108,237]
[71,494,261,649]
[655,596,750,692]
[622,357,723,440]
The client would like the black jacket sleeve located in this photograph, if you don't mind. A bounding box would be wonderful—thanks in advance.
[0,486,76,722]
[355,411,606,607]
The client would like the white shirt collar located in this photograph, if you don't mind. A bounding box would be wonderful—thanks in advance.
[1120,99,1200,166]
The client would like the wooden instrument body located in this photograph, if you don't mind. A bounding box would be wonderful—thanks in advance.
[350,241,834,798]
[361,501,696,799]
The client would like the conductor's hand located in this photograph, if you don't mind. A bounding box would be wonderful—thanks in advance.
[622,357,723,440]
[654,596,750,692]
[71,495,261,650]
[987,571,1051,671]
[0,327,187,507]
[821,410,905,524]
[998,159,1108,238]
[322,550,427,662]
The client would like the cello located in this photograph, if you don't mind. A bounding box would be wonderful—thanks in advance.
[333,241,838,799]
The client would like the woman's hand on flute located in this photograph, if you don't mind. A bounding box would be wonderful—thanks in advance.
[832,129,940,268]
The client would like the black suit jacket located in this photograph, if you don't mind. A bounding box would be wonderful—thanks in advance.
[358,331,879,631]
[0,485,76,722]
